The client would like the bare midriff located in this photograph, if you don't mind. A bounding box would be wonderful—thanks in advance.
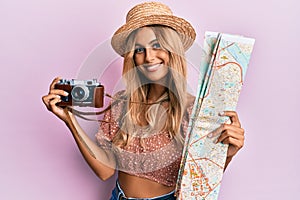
[118,171,175,198]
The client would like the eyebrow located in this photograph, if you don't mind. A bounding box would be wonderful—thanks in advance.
[135,39,158,47]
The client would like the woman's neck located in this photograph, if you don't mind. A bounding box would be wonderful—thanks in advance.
[147,84,167,103]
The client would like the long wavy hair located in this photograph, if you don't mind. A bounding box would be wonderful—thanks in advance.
[112,25,188,148]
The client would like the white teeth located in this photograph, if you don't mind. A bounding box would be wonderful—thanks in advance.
[146,64,161,71]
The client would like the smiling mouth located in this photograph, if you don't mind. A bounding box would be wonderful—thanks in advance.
[144,63,162,72]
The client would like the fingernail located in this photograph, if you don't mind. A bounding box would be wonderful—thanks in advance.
[207,133,213,138]
[64,92,69,96]
[219,111,225,116]
[56,95,61,99]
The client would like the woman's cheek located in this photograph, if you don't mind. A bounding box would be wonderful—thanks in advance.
[134,54,144,66]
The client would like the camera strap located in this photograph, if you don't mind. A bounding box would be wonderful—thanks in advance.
[66,106,111,122]
[66,93,169,122]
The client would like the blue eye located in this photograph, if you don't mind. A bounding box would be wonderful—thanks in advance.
[134,47,145,54]
[152,43,161,49]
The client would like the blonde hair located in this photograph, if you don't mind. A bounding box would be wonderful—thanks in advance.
[112,25,188,148]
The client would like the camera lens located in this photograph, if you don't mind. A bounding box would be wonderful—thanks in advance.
[71,85,89,101]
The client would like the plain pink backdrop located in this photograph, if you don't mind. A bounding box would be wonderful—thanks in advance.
[1,0,299,199]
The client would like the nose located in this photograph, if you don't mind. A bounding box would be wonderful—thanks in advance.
[145,48,155,63]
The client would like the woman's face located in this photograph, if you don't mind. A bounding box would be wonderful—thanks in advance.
[134,27,170,82]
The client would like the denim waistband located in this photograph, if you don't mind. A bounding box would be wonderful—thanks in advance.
[112,181,176,200]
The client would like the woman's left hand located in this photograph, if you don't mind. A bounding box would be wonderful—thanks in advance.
[209,111,245,158]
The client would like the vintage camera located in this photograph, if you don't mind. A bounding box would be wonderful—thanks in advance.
[55,79,104,108]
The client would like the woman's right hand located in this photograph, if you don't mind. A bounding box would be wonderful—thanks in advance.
[42,77,70,122]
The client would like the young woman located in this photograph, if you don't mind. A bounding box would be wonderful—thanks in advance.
[42,2,245,200]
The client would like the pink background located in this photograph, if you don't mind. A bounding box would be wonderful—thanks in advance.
[1,0,299,199]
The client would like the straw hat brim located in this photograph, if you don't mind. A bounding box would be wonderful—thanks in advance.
[111,15,196,56]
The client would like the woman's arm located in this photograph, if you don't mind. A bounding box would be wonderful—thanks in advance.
[65,110,116,180]
[42,77,116,180]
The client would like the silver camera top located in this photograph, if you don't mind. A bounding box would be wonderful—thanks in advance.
[58,79,101,86]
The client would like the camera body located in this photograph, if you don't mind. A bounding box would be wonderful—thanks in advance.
[55,79,104,108]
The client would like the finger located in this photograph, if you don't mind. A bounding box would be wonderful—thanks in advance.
[49,96,62,111]
[207,125,223,138]
[42,94,61,108]
[49,88,69,96]
[42,93,61,103]
[49,77,62,91]
[223,137,243,157]
[208,123,244,139]
[221,137,244,149]
[219,111,241,127]
[216,127,244,144]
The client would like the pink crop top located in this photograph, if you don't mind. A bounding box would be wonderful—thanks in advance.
[95,91,193,187]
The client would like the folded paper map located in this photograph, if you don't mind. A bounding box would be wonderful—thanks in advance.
[176,32,255,200]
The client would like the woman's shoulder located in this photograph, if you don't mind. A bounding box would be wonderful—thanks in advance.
[186,93,195,111]
[113,90,127,99]
[108,90,127,106]
[106,90,127,115]
[186,93,195,106]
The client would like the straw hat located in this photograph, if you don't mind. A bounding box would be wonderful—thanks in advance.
[111,2,196,56]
